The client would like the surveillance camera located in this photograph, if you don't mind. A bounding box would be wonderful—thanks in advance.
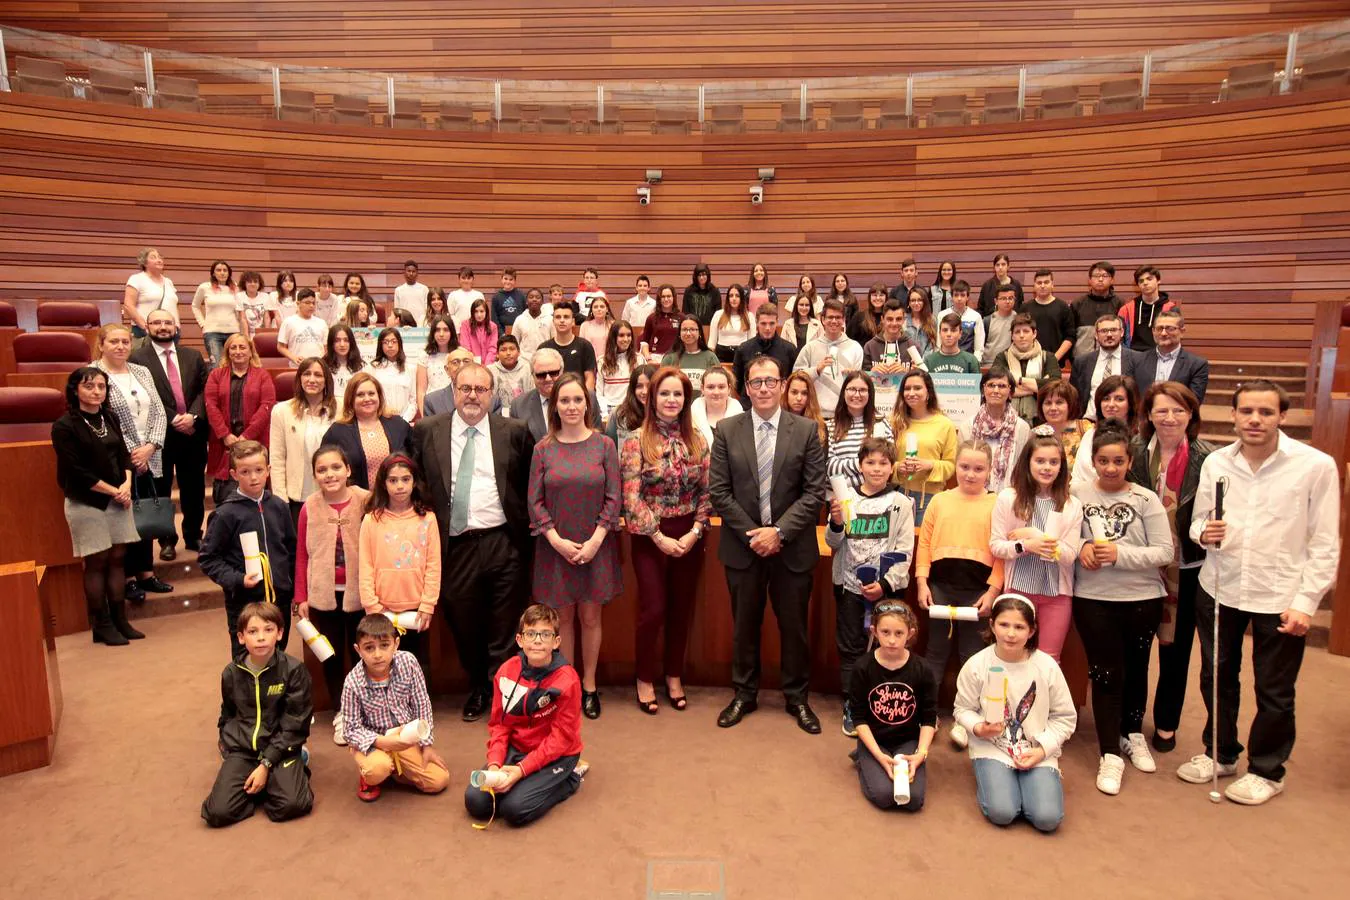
[636,186,651,205]
[749,184,764,204]
[645,169,664,184]
[757,167,776,183]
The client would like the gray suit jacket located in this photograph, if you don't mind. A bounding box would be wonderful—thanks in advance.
[708,407,826,573]
[509,388,602,441]
[1133,347,1210,405]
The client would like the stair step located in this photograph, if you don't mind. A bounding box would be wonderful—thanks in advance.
[152,546,205,584]
[1208,360,1307,375]
[126,574,225,622]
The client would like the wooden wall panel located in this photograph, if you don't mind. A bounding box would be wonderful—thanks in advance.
[0,91,1348,365]
[4,1,1346,79]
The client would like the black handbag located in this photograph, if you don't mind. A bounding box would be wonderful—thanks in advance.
[132,475,176,541]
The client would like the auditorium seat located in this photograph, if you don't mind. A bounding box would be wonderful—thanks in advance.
[87,66,141,107]
[927,94,971,128]
[981,90,1022,124]
[1098,78,1144,114]
[654,110,692,135]
[272,370,295,403]
[155,75,206,113]
[278,89,319,123]
[878,98,915,130]
[826,101,866,131]
[615,107,656,135]
[250,332,290,369]
[1224,62,1278,100]
[434,101,475,131]
[12,332,91,374]
[704,104,745,134]
[497,103,525,133]
[330,93,372,126]
[1298,50,1350,91]
[36,302,100,330]
[536,105,576,134]
[0,303,18,328]
[1036,85,1083,119]
[390,96,426,129]
[13,56,73,99]
[777,101,808,132]
[0,387,67,442]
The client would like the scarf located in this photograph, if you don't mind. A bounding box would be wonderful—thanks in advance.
[1004,341,1045,419]
[971,402,1019,491]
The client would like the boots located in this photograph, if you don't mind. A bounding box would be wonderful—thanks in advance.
[109,598,146,640]
[90,604,129,646]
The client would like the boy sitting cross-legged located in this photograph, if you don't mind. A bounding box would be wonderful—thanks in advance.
[201,601,313,828]
[342,613,450,801]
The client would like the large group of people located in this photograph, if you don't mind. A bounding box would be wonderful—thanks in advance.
[51,250,1335,831]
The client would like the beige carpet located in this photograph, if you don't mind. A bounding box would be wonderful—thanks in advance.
[3,608,1350,900]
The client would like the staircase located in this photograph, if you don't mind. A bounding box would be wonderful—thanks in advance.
[1197,360,1311,446]
[125,492,227,624]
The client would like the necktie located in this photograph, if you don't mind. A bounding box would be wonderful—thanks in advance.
[756,419,775,526]
[1104,352,1115,378]
[450,425,477,534]
[164,349,187,414]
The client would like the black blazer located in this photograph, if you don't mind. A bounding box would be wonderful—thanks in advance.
[130,341,209,437]
[1127,435,1215,566]
[1133,348,1210,405]
[321,416,413,490]
[52,412,131,510]
[1070,346,1145,415]
[708,407,827,573]
[411,411,535,547]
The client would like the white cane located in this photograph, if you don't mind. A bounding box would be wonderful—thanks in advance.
[1208,477,1228,804]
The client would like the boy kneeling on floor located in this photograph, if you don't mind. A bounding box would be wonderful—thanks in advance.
[202,601,313,827]
[465,604,586,827]
[342,613,450,801]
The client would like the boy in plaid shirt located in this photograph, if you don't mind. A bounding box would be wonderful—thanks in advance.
[341,614,450,801]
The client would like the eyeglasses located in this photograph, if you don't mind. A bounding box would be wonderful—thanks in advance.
[843,386,870,395]
[1153,325,1181,333]
[747,377,781,390]
[521,630,557,642]
[456,385,491,396]
[534,369,562,380]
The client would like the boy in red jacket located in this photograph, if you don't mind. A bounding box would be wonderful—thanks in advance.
[464,604,586,827]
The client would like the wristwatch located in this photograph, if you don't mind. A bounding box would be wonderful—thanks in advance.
[260,757,274,770]
[1014,541,1025,555]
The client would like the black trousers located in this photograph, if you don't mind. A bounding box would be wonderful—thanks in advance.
[835,586,868,698]
[225,588,292,656]
[157,430,208,546]
[1153,567,1200,733]
[201,750,313,828]
[1195,589,1305,781]
[307,602,364,709]
[725,557,814,704]
[463,748,581,827]
[923,581,987,704]
[1072,596,1162,756]
[441,527,528,691]
[851,738,926,812]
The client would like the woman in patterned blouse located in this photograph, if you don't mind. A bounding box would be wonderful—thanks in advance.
[620,366,713,715]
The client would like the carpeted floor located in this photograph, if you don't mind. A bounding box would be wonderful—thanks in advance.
[3,608,1349,899]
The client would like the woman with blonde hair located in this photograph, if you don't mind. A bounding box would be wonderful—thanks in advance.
[320,372,413,491]
[204,332,275,503]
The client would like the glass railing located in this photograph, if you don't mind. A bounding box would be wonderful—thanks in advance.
[1,19,1347,132]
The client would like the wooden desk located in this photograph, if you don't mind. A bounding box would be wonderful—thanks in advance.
[0,562,64,777]
[0,440,86,635]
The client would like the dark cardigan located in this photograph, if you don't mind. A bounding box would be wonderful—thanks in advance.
[320,416,413,490]
[1127,435,1215,565]
[52,411,132,510]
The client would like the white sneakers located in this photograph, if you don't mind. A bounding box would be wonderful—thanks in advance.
[1176,753,1237,784]
[1096,754,1126,795]
[333,712,347,746]
[1225,773,1284,806]
[949,723,969,749]
[1119,733,1157,773]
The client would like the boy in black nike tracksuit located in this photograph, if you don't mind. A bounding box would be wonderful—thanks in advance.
[202,601,313,828]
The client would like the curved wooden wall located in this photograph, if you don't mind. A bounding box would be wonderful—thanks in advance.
[1,90,1348,364]
[5,1,1347,79]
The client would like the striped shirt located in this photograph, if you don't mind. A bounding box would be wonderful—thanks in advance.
[1007,495,1060,596]
[826,415,894,491]
[339,650,435,754]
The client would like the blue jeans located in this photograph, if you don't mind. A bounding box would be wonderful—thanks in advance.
[203,331,233,366]
[972,758,1063,832]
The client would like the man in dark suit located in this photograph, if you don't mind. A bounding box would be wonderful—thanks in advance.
[132,308,208,560]
[708,354,828,733]
[411,361,535,721]
[509,347,600,441]
[1070,313,1144,420]
[1133,309,1209,404]
[424,349,503,418]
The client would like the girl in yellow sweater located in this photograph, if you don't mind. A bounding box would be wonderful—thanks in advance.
[358,454,441,665]
[916,441,1004,750]
[891,370,959,526]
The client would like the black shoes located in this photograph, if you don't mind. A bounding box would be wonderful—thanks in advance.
[462,688,489,722]
[184,537,201,552]
[125,579,146,604]
[108,599,146,640]
[582,690,602,720]
[787,702,822,734]
[1152,731,1178,753]
[159,544,177,561]
[138,576,174,594]
[665,687,688,711]
[717,696,758,728]
[90,608,129,646]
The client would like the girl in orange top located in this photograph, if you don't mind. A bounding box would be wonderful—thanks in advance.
[358,454,441,665]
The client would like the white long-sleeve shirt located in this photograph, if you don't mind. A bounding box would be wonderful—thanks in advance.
[990,489,1084,598]
[793,334,864,416]
[955,646,1077,771]
[1188,432,1340,617]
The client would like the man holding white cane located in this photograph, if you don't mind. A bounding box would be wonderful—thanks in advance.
[1177,380,1339,805]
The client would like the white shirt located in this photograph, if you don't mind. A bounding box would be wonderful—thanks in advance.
[622,294,655,330]
[692,396,744,445]
[394,282,430,323]
[1086,347,1123,419]
[369,360,417,422]
[709,310,752,351]
[420,351,453,395]
[269,292,297,323]
[236,292,268,333]
[1155,346,1180,383]
[511,309,552,361]
[450,411,506,533]
[1189,433,1340,616]
[109,371,150,437]
[449,289,485,329]
[314,293,344,325]
[276,314,329,366]
[574,289,606,319]
[127,272,179,323]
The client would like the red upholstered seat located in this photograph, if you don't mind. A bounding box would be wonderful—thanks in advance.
[13,332,92,373]
[0,386,67,442]
[36,302,101,329]
[272,370,295,402]
[0,302,17,328]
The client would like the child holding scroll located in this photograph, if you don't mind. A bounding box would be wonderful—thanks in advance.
[199,440,297,656]
[990,427,1083,662]
[915,441,1004,751]
[357,454,440,667]
[954,595,1077,833]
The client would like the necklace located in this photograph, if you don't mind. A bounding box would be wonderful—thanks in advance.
[82,413,108,438]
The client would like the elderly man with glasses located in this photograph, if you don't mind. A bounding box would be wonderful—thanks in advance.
[509,348,601,441]
[1132,310,1209,404]
[411,360,536,721]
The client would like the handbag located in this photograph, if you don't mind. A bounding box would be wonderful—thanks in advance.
[132,475,176,541]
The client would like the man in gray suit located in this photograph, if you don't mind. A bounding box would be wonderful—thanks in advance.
[509,348,600,440]
[708,354,828,733]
